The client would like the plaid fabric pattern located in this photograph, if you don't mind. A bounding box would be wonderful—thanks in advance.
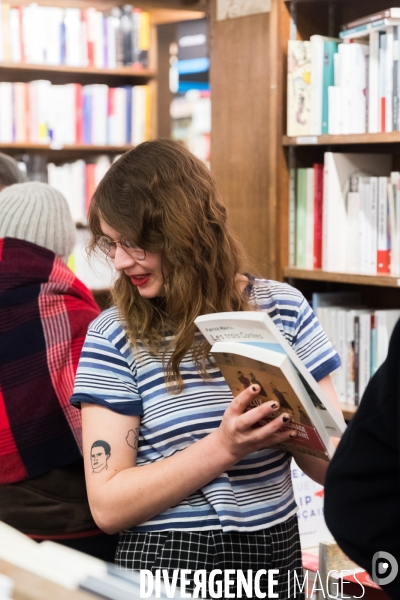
[0,238,99,484]
[115,515,304,599]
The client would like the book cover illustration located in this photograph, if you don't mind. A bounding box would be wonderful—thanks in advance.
[213,351,329,460]
[287,40,312,136]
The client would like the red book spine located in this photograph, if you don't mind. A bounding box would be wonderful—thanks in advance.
[75,84,83,144]
[381,97,386,132]
[313,163,324,269]
[85,163,96,217]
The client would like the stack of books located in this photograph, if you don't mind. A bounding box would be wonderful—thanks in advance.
[0,81,152,146]
[292,152,400,276]
[0,3,150,69]
[47,155,113,225]
[312,292,400,406]
[287,8,400,136]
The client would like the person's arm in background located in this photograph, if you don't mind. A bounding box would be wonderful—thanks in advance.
[291,374,344,485]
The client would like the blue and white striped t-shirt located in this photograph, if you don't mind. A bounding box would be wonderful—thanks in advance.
[71,278,340,533]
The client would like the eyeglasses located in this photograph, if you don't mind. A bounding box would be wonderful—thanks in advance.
[96,236,147,261]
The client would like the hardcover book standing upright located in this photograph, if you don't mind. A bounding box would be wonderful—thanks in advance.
[195,311,346,461]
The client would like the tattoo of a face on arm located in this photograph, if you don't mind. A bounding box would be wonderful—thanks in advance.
[91,440,111,473]
[126,428,139,449]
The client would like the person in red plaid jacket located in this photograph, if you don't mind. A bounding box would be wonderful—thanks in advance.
[0,179,118,560]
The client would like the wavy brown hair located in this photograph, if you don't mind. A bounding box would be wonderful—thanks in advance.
[89,139,254,391]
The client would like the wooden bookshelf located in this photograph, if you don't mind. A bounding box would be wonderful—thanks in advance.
[0,143,134,161]
[284,268,400,288]
[283,132,400,146]
[0,63,156,86]
[339,403,357,421]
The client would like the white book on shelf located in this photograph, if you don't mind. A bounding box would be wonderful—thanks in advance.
[0,83,13,143]
[349,43,369,134]
[310,35,340,135]
[388,175,399,275]
[71,159,86,224]
[328,86,341,134]
[369,31,380,132]
[95,155,111,187]
[368,176,378,274]
[359,177,372,274]
[386,26,394,132]
[377,176,390,272]
[380,32,387,132]
[90,84,108,145]
[79,10,89,68]
[44,7,63,66]
[14,82,27,143]
[65,8,82,67]
[110,86,127,146]
[107,14,117,69]
[346,176,361,273]
[322,152,392,273]
[287,40,312,137]
[64,84,78,146]
[94,9,105,69]
[305,167,314,269]
[9,7,21,63]
[375,309,400,371]
[132,85,146,145]
[338,44,351,133]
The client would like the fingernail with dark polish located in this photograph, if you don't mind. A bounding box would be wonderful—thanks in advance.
[282,415,290,423]
[269,402,278,410]
[252,385,259,392]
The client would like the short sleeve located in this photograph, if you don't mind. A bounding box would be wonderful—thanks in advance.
[70,323,143,416]
[292,296,341,382]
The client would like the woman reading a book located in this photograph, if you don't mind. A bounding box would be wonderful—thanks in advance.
[71,140,343,598]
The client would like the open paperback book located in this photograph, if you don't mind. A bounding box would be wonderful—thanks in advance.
[194,311,346,461]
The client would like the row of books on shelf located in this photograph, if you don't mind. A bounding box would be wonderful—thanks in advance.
[312,292,400,407]
[287,7,400,136]
[0,81,151,146]
[0,3,150,69]
[47,155,112,225]
[292,151,400,276]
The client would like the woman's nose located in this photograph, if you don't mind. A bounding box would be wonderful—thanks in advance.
[113,244,137,271]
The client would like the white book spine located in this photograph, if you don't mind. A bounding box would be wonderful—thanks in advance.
[388,176,399,275]
[0,83,13,143]
[359,313,371,400]
[386,27,394,132]
[9,8,21,63]
[107,15,117,70]
[369,177,378,274]
[349,44,368,134]
[305,167,314,269]
[377,176,389,271]
[310,35,324,135]
[339,44,351,133]
[65,8,82,67]
[346,189,360,272]
[380,33,387,132]
[369,31,380,132]
[328,86,341,134]
[94,11,104,69]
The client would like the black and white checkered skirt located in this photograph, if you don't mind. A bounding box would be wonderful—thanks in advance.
[115,515,304,599]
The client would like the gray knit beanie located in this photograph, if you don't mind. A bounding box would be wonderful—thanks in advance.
[0,181,76,259]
